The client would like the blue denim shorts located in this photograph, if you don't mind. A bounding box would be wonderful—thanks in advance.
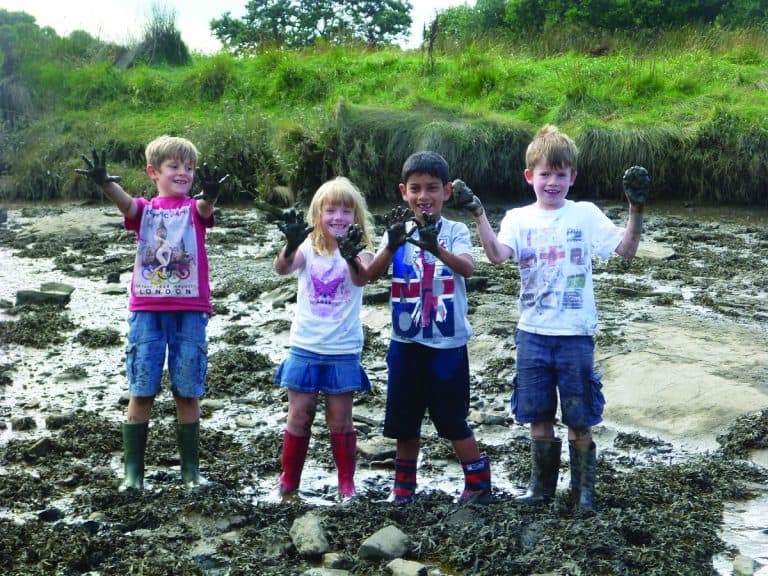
[383,340,473,441]
[125,311,209,398]
[275,347,371,395]
[511,329,605,429]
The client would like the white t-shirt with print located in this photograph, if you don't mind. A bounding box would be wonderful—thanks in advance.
[497,200,623,336]
[289,239,368,355]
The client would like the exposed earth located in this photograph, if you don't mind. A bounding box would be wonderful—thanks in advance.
[1,200,768,575]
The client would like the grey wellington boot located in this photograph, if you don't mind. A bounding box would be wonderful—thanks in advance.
[516,438,562,505]
[569,441,597,513]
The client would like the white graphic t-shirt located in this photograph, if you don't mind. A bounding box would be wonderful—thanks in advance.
[289,239,367,355]
[497,200,623,336]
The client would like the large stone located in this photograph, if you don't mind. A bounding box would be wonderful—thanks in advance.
[358,525,410,561]
[15,282,75,308]
[386,558,430,576]
[289,512,330,557]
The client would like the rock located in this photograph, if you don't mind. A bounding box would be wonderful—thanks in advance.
[290,512,330,557]
[26,437,53,459]
[106,271,122,283]
[301,568,350,576]
[636,241,675,260]
[466,276,489,292]
[15,289,72,307]
[363,288,391,304]
[357,437,396,462]
[733,554,755,575]
[262,285,297,309]
[386,558,430,575]
[38,507,64,522]
[358,525,410,561]
[11,415,36,431]
[468,409,509,426]
[322,552,353,569]
[45,412,75,430]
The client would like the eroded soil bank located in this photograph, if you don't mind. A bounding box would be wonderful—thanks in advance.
[1,201,768,575]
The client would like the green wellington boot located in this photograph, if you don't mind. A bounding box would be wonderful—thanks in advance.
[177,421,204,488]
[121,422,149,490]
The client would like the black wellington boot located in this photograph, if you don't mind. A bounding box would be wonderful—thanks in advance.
[516,437,561,505]
[569,441,597,513]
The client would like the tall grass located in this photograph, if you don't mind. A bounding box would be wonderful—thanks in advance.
[3,24,768,205]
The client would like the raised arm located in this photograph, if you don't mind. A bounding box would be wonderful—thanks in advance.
[615,166,649,259]
[194,163,229,220]
[407,214,474,278]
[454,179,514,264]
[350,206,411,284]
[274,208,313,275]
[75,148,137,219]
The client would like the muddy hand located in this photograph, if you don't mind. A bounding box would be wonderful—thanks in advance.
[622,165,651,206]
[336,223,366,263]
[453,179,484,217]
[407,213,440,255]
[194,163,230,202]
[75,148,122,186]
[383,206,413,252]
[277,208,313,258]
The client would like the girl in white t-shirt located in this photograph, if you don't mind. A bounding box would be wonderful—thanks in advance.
[273,177,375,501]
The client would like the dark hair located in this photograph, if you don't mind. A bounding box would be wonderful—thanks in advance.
[401,151,450,184]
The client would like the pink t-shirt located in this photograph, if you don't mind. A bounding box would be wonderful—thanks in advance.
[125,196,213,313]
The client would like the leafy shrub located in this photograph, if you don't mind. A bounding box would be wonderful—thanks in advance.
[183,54,235,101]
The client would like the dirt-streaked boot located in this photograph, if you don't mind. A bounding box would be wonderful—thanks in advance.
[278,429,310,496]
[516,437,561,505]
[569,441,597,513]
[177,421,203,488]
[121,422,148,490]
[330,430,357,499]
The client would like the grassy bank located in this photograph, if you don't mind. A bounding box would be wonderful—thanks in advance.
[2,25,768,206]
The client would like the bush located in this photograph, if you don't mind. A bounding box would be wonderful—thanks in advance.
[135,5,190,67]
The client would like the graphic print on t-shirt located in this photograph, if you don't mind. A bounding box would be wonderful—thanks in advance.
[133,204,199,298]
[519,223,589,313]
[308,258,350,320]
[391,242,455,339]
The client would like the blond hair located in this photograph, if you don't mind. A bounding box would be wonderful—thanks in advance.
[525,124,578,171]
[307,177,374,256]
[145,135,199,168]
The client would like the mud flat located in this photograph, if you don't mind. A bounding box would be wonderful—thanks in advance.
[1,202,767,575]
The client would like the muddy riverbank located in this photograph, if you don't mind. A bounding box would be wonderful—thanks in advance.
[1,201,767,575]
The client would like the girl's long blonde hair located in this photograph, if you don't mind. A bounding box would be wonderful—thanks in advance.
[307,177,374,255]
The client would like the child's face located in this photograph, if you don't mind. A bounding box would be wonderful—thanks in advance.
[399,172,451,222]
[524,160,576,210]
[320,201,355,244]
[147,157,195,197]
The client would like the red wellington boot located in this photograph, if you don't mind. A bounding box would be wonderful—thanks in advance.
[278,429,310,495]
[331,430,357,499]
